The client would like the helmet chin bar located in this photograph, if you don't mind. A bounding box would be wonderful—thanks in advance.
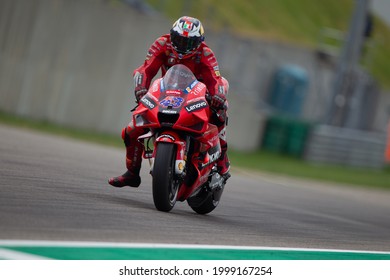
[170,19,203,59]
[172,47,195,60]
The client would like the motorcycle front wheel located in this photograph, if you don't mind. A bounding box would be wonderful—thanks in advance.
[152,142,179,212]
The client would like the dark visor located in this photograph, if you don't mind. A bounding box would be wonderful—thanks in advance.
[170,30,201,55]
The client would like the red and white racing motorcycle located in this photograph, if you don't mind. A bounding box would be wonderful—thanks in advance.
[133,64,229,214]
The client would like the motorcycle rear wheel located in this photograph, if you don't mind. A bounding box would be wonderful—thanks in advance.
[187,187,223,215]
[152,142,179,212]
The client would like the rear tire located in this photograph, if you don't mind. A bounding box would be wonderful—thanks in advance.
[187,187,223,215]
[152,142,178,212]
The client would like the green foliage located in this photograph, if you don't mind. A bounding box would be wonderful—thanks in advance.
[146,0,390,88]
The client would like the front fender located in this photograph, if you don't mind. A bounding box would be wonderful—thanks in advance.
[155,133,178,143]
[155,131,187,175]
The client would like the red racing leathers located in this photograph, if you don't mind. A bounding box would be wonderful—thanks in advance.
[123,34,229,176]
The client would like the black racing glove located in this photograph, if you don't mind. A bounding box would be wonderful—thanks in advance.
[210,92,227,109]
[135,86,147,102]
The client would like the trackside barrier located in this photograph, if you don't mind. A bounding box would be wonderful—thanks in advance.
[304,125,386,169]
[261,115,312,157]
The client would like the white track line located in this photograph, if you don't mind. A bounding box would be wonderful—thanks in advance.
[0,240,390,255]
[0,248,51,260]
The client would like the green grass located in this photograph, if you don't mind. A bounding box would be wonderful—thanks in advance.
[0,111,123,149]
[1,111,389,189]
[146,0,390,89]
[231,150,390,189]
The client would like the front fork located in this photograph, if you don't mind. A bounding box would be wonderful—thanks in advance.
[138,131,190,177]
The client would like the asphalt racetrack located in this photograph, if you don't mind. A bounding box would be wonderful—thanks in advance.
[1,124,390,253]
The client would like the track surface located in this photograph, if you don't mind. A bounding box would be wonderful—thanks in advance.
[1,124,390,252]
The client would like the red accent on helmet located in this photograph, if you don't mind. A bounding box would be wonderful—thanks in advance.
[170,16,204,60]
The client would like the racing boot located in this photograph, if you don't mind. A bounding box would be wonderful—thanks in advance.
[215,118,230,174]
[108,170,141,188]
[216,142,230,181]
[108,124,144,188]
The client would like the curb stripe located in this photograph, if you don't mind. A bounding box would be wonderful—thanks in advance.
[1,240,390,260]
[0,248,51,260]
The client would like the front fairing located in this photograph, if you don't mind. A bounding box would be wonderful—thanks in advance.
[134,64,210,134]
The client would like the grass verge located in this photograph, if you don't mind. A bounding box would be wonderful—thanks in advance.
[146,0,390,89]
[1,111,389,189]
[231,150,390,189]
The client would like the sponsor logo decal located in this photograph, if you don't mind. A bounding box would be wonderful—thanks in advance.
[192,83,206,95]
[162,109,177,114]
[183,80,199,94]
[169,68,193,79]
[166,90,181,95]
[134,71,143,87]
[209,150,221,163]
[200,149,221,169]
[185,100,207,113]
[140,95,156,109]
[160,96,184,108]
[146,51,153,60]
[190,80,198,88]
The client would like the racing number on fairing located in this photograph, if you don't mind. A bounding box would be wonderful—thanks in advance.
[160,96,184,108]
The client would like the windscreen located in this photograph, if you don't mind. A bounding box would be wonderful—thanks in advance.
[162,64,197,93]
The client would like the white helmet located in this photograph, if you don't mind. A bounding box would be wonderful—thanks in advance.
[170,16,204,59]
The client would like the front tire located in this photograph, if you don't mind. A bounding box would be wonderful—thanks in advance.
[152,142,178,212]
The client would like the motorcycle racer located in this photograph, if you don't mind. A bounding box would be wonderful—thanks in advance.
[108,16,230,188]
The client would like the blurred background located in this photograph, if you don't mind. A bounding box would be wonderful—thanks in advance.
[0,0,389,172]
